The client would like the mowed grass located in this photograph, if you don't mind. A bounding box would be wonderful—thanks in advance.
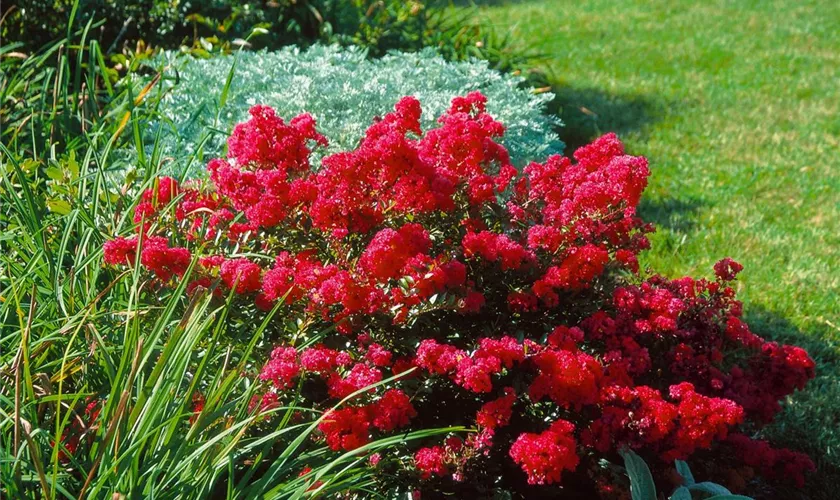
[477,0,840,496]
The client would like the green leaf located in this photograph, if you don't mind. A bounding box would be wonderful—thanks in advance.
[47,199,71,215]
[98,190,120,204]
[669,486,692,500]
[190,48,211,59]
[66,150,79,180]
[21,159,40,174]
[689,482,732,495]
[45,166,64,181]
[620,449,657,500]
[675,459,695,484]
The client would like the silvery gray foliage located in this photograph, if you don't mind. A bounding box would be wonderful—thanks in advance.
[144,45,563,177]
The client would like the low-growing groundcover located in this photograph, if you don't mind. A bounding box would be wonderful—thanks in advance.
[134,45,562,177]
[99,92,817,498]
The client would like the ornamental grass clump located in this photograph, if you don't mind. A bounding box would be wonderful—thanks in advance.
[103,92,816,497]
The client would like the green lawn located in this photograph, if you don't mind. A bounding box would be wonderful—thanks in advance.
[477,0,840,496]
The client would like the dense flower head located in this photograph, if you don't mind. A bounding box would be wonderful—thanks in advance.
[140,236,191,281]
[476,336,525,369]
[365,343,393,367]
[319,407,371,451]
[414,446,448,479]
[359,224,432,281]
[220,258,263,294]
[546,325,584,350]
[714,257,744,281]
[509,419,579,485]
[228,105,326,170]
[462,231,533,271]
[454,355,502,393]
[529,348,603,408]
[103,236,139,265]
[415,339,465,375]
[583,385,678,453]
[613,282,686,335]
[261,255,299,303]
[102,93,816,497]
[300,344,350,373]
[665,382,744,460]
[476,387,516,429]
[372,389,417,432]
[260,347,300,389]
[327,363,383,399]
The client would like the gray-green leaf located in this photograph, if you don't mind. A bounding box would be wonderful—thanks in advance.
[620,449,657,500]
[689,482,732,495]
[670,486,692,500]
[675,460,695,485]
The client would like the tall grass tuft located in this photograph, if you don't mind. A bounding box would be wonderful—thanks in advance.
[0,25,455,498]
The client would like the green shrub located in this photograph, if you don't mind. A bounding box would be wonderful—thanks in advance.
[136,45,563,178]
[1,0,335,52]
[1,1,533,72]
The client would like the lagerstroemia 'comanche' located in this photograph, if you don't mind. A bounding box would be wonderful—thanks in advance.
[103,92,816,497]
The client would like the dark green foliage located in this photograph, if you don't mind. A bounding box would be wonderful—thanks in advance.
[1,1,535,73]
[1,0,328,52]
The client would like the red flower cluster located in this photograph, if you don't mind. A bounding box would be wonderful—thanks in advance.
[359,224,431,281]
[103,236,139,265]
[414,445,448,479]
[318,387,417,452]
[259,346,300,389]
[726,434,816,488]
[509,419,579,485]
[227,105,326,170]
[667,382,744,460]
[103,93,816,496]
[415,336,525,393]
[256,341,415,451]
[57,399,102,461]
[529,347,603,409]
[476,387,516,429]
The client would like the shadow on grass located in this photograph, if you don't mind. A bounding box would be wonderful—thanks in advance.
[638,196,705,233]
[545,84,668,153]
[745,307,840,366]
[742,305,840,500]
[540,82,696,232]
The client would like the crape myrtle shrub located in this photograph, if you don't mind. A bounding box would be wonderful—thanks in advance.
[102,92,816,497]
[141,46,562,177]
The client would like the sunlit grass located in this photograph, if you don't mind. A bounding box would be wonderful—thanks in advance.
[477,0,840,497]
